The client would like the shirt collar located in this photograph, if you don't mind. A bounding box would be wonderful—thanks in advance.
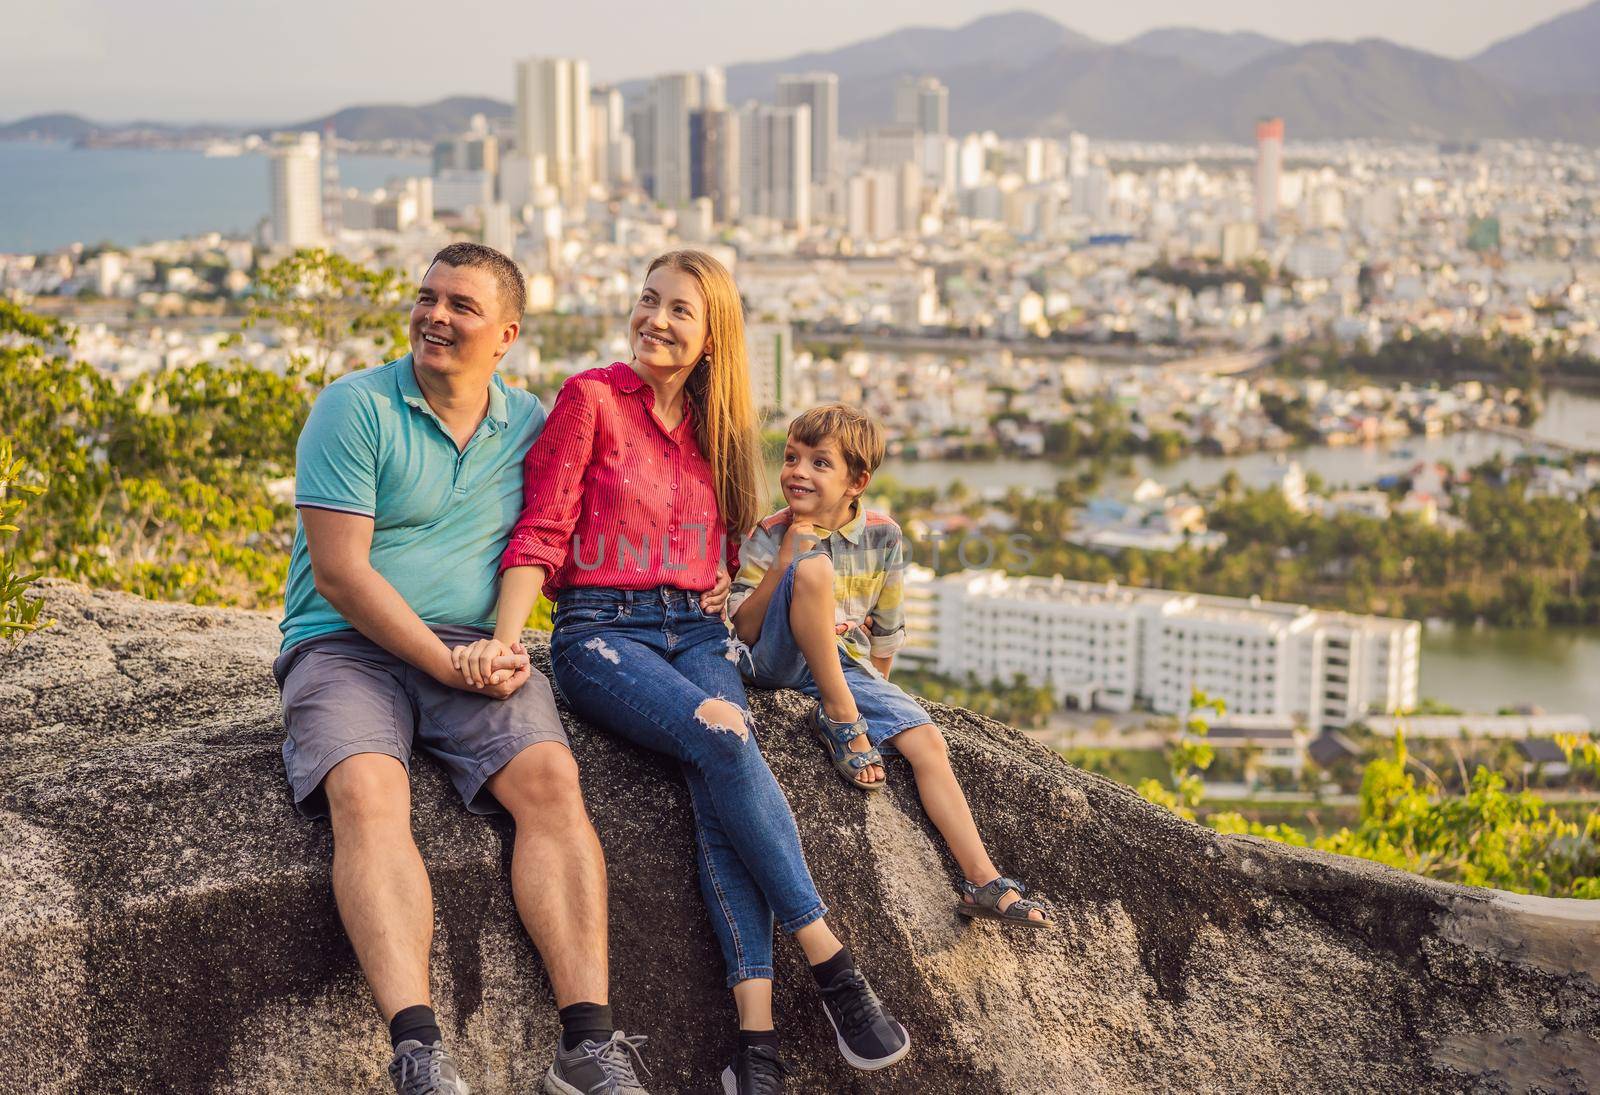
[398,354,509,431]
[609,360,696,437]
[608,360,643,394]
[812,501,865,545]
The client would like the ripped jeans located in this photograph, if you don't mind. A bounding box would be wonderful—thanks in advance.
[550,586,828,987]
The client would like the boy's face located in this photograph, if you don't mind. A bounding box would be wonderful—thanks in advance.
[781,434,869,524]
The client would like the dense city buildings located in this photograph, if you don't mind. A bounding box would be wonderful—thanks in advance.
[8,46,1600,727]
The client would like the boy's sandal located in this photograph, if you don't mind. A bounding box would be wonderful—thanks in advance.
[807,706,886,793]
[956,877,1054,928]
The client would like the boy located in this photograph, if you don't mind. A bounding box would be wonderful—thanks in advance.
[729,404,1052,928]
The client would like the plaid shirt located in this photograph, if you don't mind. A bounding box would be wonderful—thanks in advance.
[728,503,907,665]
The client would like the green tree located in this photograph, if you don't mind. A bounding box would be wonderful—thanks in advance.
[244,248,409,387]
[0,439,51,639]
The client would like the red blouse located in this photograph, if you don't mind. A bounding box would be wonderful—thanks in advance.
[501,362,734,597]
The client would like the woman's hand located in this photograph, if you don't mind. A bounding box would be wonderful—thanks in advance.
[701,566,732,616]
[452,637,520,689]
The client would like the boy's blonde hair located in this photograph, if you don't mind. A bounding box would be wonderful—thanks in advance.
[787,403,885,483]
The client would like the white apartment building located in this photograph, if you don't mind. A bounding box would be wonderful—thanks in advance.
[515,57,590,205]
[910,571,1418,731]
[269,133,323,248]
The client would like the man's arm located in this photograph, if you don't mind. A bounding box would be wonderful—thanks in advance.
[303,507,527,691]
[870,653,894,679]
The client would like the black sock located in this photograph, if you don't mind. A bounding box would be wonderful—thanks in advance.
[389,1004,441,1050]
[738,1028,780,1055]
[810,943,854,988]
[559,1002,615,1051]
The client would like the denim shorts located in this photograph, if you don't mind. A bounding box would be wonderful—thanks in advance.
[743,556,931,751]
[274,625,568,818]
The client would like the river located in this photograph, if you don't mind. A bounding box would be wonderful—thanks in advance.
[0,141,429,253]
[882,388,1600,719]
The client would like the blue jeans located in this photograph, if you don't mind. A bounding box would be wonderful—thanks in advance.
[550,586,828,987]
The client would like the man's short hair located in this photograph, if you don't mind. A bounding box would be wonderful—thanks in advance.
[427,242,526,321]
[787,403,886,482]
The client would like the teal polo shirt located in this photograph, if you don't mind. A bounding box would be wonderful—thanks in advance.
[279,354,546,652]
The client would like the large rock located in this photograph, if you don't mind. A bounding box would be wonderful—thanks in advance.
[1,580,1597,1093]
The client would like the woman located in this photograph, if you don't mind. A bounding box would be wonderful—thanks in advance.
[455,250,909,1095]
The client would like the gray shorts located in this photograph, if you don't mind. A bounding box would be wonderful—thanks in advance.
[274,625,568,818]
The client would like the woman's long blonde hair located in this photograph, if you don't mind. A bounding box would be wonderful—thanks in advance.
[646,249,765,540]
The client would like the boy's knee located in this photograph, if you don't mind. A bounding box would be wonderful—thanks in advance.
[895,723,946,762]
[793,552,834,592]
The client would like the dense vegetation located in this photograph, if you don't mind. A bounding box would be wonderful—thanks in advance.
[1143,697,1600,899]
[1282,331,1600,389]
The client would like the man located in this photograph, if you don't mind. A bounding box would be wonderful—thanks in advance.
[275,243,650,1094]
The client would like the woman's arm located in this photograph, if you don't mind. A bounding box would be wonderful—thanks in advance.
[500,377,601,577]
[493,565,548,646]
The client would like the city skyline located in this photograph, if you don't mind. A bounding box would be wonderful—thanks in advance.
[3,0,1587,123]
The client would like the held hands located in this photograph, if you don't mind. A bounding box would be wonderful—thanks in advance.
[450,638,532,699]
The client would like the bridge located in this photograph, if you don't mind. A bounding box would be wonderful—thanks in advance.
[1481,422,1594,456]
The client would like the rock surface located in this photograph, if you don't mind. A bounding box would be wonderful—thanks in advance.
[1,580,1597,1094]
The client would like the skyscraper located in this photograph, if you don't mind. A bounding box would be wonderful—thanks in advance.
[514,57,590,205]
[269,132,323,248]
[1255,117,1284,227]
[589,85,632,188]
[689,108,739,222]
[776,72,838,184]
[652,72,702,207]
[701,66,727,111]
[737,103,810,230]
[895,76,948,139]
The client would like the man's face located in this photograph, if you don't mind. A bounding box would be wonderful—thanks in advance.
[409,262,516,377]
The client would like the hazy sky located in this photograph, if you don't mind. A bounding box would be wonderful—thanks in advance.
[1,0,1584,123]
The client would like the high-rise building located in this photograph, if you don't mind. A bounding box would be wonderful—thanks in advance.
[846,169,898,240]
[895,76,948,138]
[652,72,702,207]
[515,57,590,205]
[588,86,631,188]
[269,132,324,248]
[1255,117,1284,227]
[737,103,810,230]
[1067,132,1090,179]
[745,322,792,416]
[320,124,341,237]
[701,66,727,111]
[865,124,919,171]
[689,108,739,222]
[626,90,656,196]
[776,72,838,184]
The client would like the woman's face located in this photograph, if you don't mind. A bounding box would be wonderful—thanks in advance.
[629,265,711,373]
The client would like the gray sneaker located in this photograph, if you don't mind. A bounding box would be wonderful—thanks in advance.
[387,1039,471,1094]
[544,1031,651,1094]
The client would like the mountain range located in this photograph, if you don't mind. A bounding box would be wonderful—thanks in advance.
[7,3,1600,145]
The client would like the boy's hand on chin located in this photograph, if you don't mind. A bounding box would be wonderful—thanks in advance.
[783,518,819,554]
